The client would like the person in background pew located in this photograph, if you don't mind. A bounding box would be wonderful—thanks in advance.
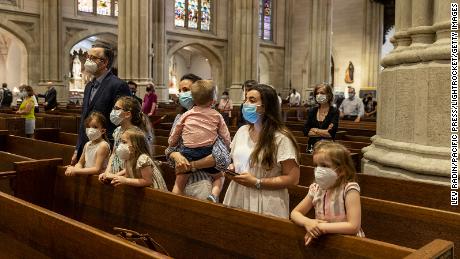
[168,80,230,202]
[127,81,143,106]
[65,112,110,176]
[99,96,154,179]
[105,128,167,189]
[166,74,231,202]
[15,85,35,138]
[291,141,364,246]
[339,87,364,122]
[217,91,233,126]
[142,83,157,116]
[223,84,300,218]
[303,83,339,153]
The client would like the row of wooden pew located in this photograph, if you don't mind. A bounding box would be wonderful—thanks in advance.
[0,129,456,258]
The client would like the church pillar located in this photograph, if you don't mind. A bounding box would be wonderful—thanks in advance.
[381,0,412,67]
[151,0,168,103]
[302,0,332,100]
[361,0,384,90]
[228,0,259,105]
[362,0,452,183]
[39,0,65,103]
[117,0,154,99]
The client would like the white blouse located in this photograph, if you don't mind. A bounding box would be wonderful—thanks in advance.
[223,125,298,218]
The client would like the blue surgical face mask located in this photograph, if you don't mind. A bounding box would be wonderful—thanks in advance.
[178,91,194,110]
[242,103,261,124]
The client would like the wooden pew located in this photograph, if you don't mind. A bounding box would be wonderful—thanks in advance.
[48,170,452,258]
[0,113,25,136]
[153,129,170,137]
[0,132,74,165]
[0,151,35,195]
[0,192,169,259]
[34,128,78,146]
[157,162,459,256]
[297,165,458,213]
[155,136,169,147]
[0,151,34,171]
[33,113,79,133]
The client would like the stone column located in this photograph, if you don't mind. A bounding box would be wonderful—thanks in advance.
[117,0,154,99]
[381,0,412,67]
[228,0,259,105]
[303,0,332,100]
[361,0,384,90]
[151,0,168,103]
[362,0,452,184]
[39,0,64,103]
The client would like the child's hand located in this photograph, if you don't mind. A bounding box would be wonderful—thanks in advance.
[304,219,327,239]
[111,175,128,186]
[65,166,75,176]
[304,233,313,246]
[99,173,111,183]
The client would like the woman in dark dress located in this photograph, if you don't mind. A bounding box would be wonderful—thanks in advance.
[303,83,339,153]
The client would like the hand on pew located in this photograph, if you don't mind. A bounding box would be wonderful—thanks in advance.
[98,173,114,184]
[64,166,76,176]
[305,219,327,238]
[110,175,129,187]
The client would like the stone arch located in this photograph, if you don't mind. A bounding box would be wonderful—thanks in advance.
[0,19,39,86]
[168,41,225,94]
[0,24,31,89]
[64,29,118,57]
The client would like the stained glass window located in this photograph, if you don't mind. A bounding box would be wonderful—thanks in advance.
[259,0,273,41]
[201,0,211,31]
[78,0,93,13]
[174,0,212,31]
[97,0,111,15]
[175,0,186,27]
[77,0,117,17]
[188,0,199,29]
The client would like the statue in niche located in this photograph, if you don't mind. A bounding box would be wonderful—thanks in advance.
[344,61,354,83]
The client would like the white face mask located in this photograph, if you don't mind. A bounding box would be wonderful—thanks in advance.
[314,166,338,189]
[116,143,131,160]
[19,91,27,98]
[85,128,102,141]
[110,109,124,126]
[316,94,328,104]
[84,59,98,75]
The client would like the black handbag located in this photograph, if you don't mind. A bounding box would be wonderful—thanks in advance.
[113,227,169,256]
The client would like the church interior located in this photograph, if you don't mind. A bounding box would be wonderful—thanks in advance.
[0,0,457,258]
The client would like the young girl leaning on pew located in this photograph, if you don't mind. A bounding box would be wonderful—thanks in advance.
[65,112,110,176]
[104,128,167,189]
[290,141,364,246]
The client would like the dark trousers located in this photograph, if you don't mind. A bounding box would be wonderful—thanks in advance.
[179,145,219,174]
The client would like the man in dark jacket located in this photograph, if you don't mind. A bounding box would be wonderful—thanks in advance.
[71,44,131,165]
[38,82,58,111]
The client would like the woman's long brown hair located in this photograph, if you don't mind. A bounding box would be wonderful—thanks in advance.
[249,84,299,170]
